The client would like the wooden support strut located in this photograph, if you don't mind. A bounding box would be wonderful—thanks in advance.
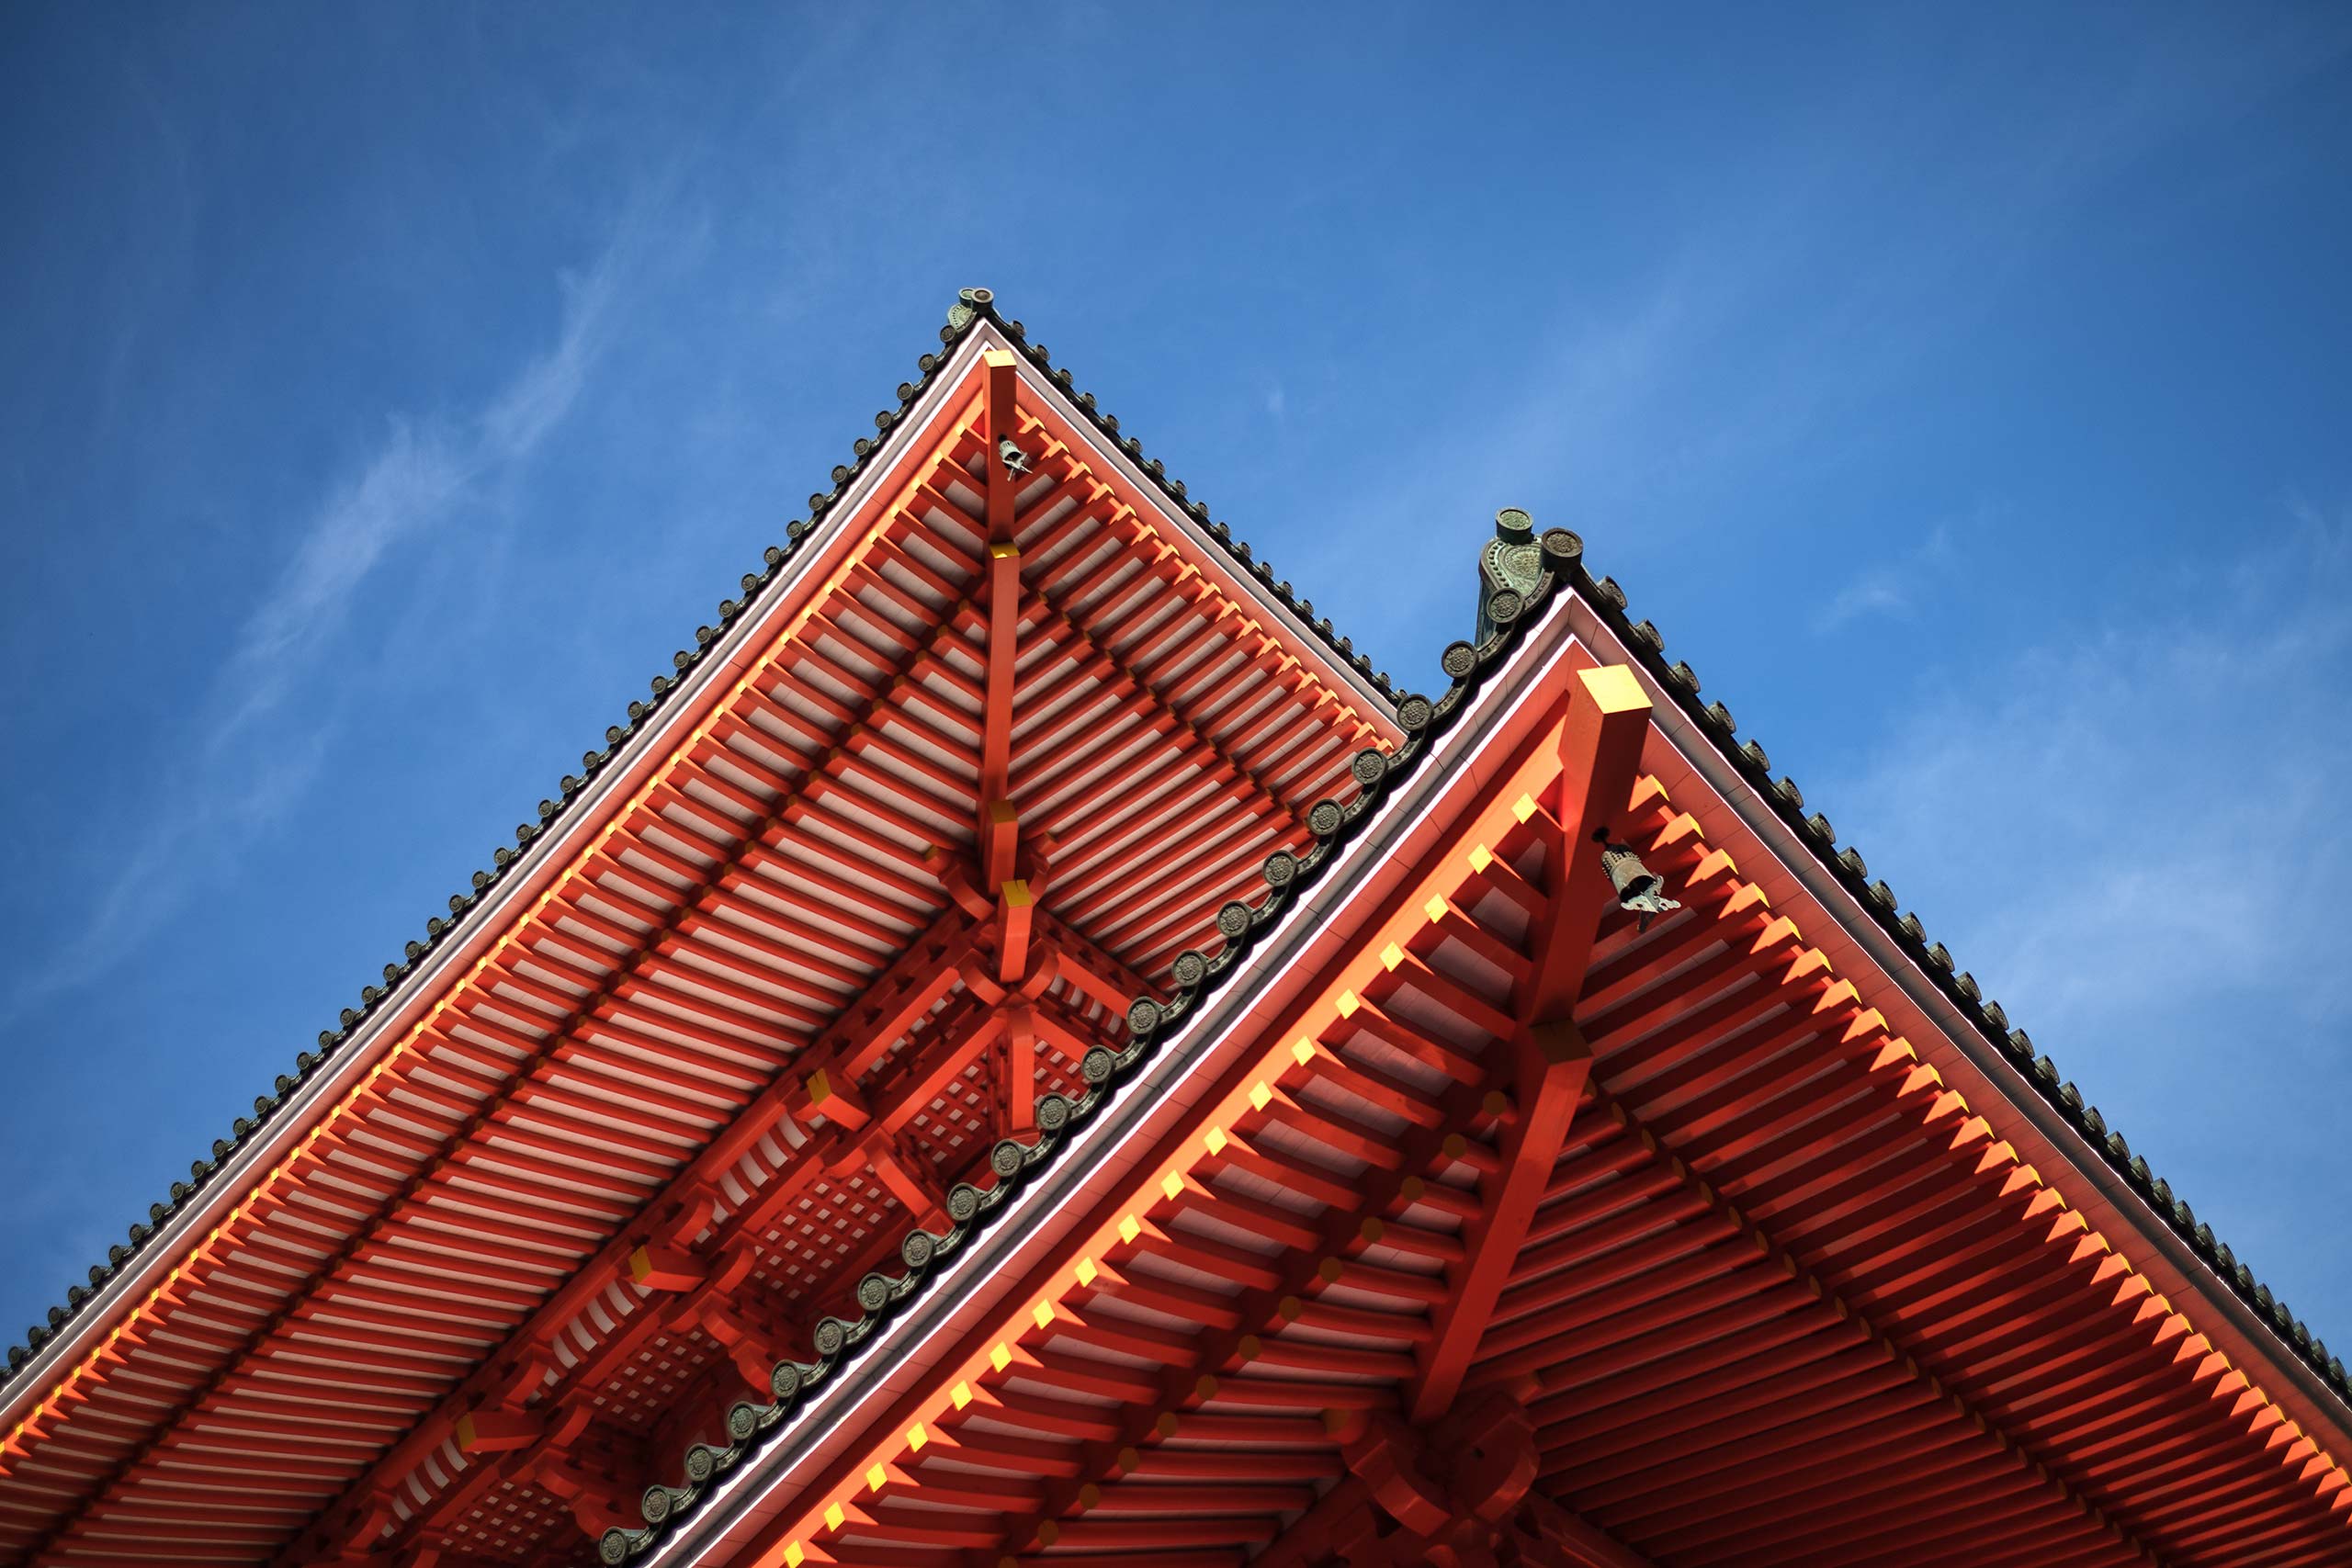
[984,348,1020,540]
[980,346,1022,821]
[997,877,1035,985]
[1410,665,1650,1425]
[980,348,1030,989]
[981,546,1022,826]
[1001,1004,1038,1138]
[1530,664,1655,1024]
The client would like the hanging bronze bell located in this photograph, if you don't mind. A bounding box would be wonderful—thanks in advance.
[998,434,1032,478]
[1598,838,1680,931]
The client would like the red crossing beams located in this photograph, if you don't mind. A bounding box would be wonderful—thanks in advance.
[1279,1393,1657,1568]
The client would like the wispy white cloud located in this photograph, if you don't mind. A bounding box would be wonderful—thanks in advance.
[1815,506,2352,1318]
[1812,523,1956,633]
[208,424,469,743]
[480,245,630,462]
[1282,16,2350,658]
[1824,511,2352,1049]
[1815,575,1909,630]
[211,229,638,747]
[1281,269,1710,642]
[11,208,654,1013]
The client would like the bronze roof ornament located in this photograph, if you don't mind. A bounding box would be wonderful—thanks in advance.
[1476,507,1544,643]
[1477,506,1583,644]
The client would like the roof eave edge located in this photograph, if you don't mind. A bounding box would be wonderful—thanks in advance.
[0,325,1007,1437]
[1556,589,2352,1454]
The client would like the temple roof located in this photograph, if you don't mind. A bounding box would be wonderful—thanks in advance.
[1548,558,2352,1416]
[3,291,2346,1568]
[0,297,1397,1564]
[595,499,2352,1568]
[0,289,1394,1416]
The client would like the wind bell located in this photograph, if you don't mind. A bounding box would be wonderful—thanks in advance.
[1596,831,1680,931]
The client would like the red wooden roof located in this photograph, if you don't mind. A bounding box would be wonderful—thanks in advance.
[0,305,1389,1567]
[689,610,2352,1568]
[5,292,2347,1568]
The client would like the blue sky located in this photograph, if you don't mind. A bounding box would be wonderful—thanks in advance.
[3,6,2349,1370]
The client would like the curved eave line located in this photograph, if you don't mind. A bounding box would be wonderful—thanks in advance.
[1552,564,2352,1431]
[0,310,1004,1422]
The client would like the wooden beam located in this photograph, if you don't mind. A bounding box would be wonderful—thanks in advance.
[1409,666,1645,1424]
[1409,1021,1591,1422]
[1519,1490,1658,1568]
[1254,1393,1655,1568]
[519,1449,636,1537]
[983,348,1019,540]
[876,1006,1012,1137]
[862,1130,952,1230]
[1529,663,1653,1024]
[968,1076,1498,1563]
[980,540,1022,890]
[981,546,1023,790]
[997,878,1035,984]
[1001,1005,1037,1137]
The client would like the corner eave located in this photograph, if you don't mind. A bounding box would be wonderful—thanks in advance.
[1553,587,2352,1461]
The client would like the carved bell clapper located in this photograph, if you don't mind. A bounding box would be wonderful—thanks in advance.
[1597,833,1680,931]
